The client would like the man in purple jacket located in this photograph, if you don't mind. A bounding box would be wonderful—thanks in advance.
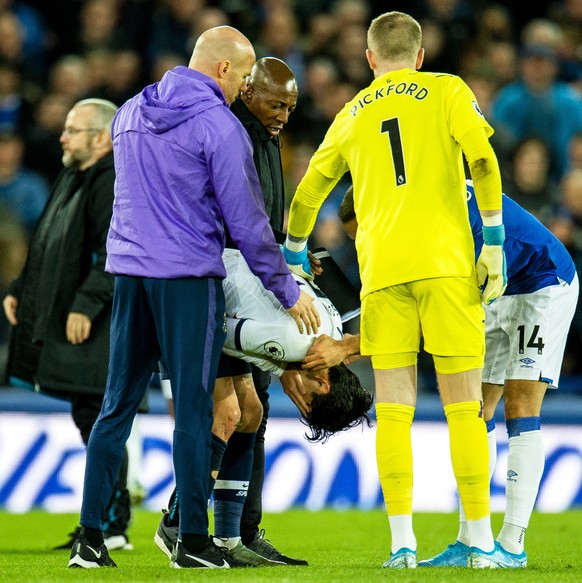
[67,25,320,570]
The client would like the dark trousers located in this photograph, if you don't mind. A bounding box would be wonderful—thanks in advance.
[70,393,128,489]
[80,275,225,536]
[240,366,270,543]
[71,394,130,534]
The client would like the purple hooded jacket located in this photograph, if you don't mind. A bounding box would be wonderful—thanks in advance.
[106,66,299,309]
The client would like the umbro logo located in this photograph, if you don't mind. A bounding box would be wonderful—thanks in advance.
[507,469,518,482]
[519,357,535,365]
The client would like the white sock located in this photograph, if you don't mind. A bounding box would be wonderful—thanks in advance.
[487,425,497,480]
[388,515,416,553]
[466,516,494,552]
[213,536,241,550]
[457,426,497,546]
[497,430,543,554]
[497,523,526,555]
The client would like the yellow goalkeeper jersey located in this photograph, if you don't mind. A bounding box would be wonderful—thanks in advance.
[301,68,493,299]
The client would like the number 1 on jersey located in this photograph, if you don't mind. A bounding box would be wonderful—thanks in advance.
[381,117,406,186]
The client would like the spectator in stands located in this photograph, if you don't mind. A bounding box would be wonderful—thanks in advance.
[255,7,305,88]
[148,0,205,65]
[23,92,71,183]
[47,55,91,102]
[463,60,515,173]
[491,40,582,180]
[0,59,35,134]
[70,0,126,56]
[86,48,143,106]
[0,200,26,369]
[287,57,339,148]
[335,24,372,87]
[567,130,582,171]
[502,137,559,226]
[0,0,47,81]
[0,131,49,235]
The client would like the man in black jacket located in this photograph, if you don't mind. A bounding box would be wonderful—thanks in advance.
[2,98,132,551]
[230,58,308,565]
[156,58,310,566]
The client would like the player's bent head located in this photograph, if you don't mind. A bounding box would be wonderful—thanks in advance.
[302,363,373,443]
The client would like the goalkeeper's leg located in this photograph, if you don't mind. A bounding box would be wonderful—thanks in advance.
[436,365,494,554]
[374,365,417,563]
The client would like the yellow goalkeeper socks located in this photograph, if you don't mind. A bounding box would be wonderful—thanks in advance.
[444,401,490,521]
[375,403,414,515]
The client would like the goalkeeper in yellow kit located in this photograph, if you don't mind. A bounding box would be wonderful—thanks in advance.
[283,11,508,569]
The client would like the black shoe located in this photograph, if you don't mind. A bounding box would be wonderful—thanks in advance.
[170,538,246,569]
[154,509,178,559]
[53,526,81,550]
[68,531,117,568]
[245,529,308,566]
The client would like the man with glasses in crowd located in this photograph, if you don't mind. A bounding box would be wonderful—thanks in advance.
[2,98,133,551]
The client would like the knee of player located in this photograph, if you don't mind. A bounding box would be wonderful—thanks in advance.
[212,400,242,440]
[238,394,263,432]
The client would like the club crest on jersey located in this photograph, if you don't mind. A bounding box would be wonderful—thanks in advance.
[263,341,285,360]
[472,100,484,117]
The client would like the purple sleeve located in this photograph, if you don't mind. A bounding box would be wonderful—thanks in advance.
[207,115,299,309]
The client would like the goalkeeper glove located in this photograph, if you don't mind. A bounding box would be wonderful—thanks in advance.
[282,242,313,281]
[476,224,507,305]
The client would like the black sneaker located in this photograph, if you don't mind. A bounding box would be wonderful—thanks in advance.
[154,509,178,559]
[245,529,308,566]
[170,538,247,569]
[53,526,81,550]
[68,532,117,568]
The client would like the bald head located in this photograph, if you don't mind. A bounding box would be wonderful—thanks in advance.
[189,26,256,104]
[248,57,298,96]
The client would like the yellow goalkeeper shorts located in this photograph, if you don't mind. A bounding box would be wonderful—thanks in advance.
[360,275,485,365]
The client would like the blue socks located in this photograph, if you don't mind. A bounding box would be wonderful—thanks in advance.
[213,431,256,539]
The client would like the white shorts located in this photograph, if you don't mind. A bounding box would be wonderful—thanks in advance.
[483,273,579,388]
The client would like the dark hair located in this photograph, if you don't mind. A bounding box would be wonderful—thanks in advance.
[338,185,355,224]
[302,363,373,443]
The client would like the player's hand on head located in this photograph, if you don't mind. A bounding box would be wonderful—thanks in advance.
[476,244,507,305]
[303,333,361,370]
[280,368,310,417]
[287,289,320,335]
[303,334,343,370]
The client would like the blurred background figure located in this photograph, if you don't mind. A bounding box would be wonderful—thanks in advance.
[0,200,26,371]
[502,137,559,226]
[491,39,582,181]
[47,55,91,103]
[0,130,49,235]
[23,92,71,183]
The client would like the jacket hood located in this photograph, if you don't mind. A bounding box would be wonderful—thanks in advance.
[139,66,227,133]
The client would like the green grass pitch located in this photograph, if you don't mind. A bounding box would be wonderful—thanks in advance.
[0,509,580,581]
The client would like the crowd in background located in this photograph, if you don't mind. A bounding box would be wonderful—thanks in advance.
[2,0,582,389]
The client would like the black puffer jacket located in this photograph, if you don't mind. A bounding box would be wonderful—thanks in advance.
[4,153,114,396]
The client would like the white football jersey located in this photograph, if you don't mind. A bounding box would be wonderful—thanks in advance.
[222,249,343,376]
